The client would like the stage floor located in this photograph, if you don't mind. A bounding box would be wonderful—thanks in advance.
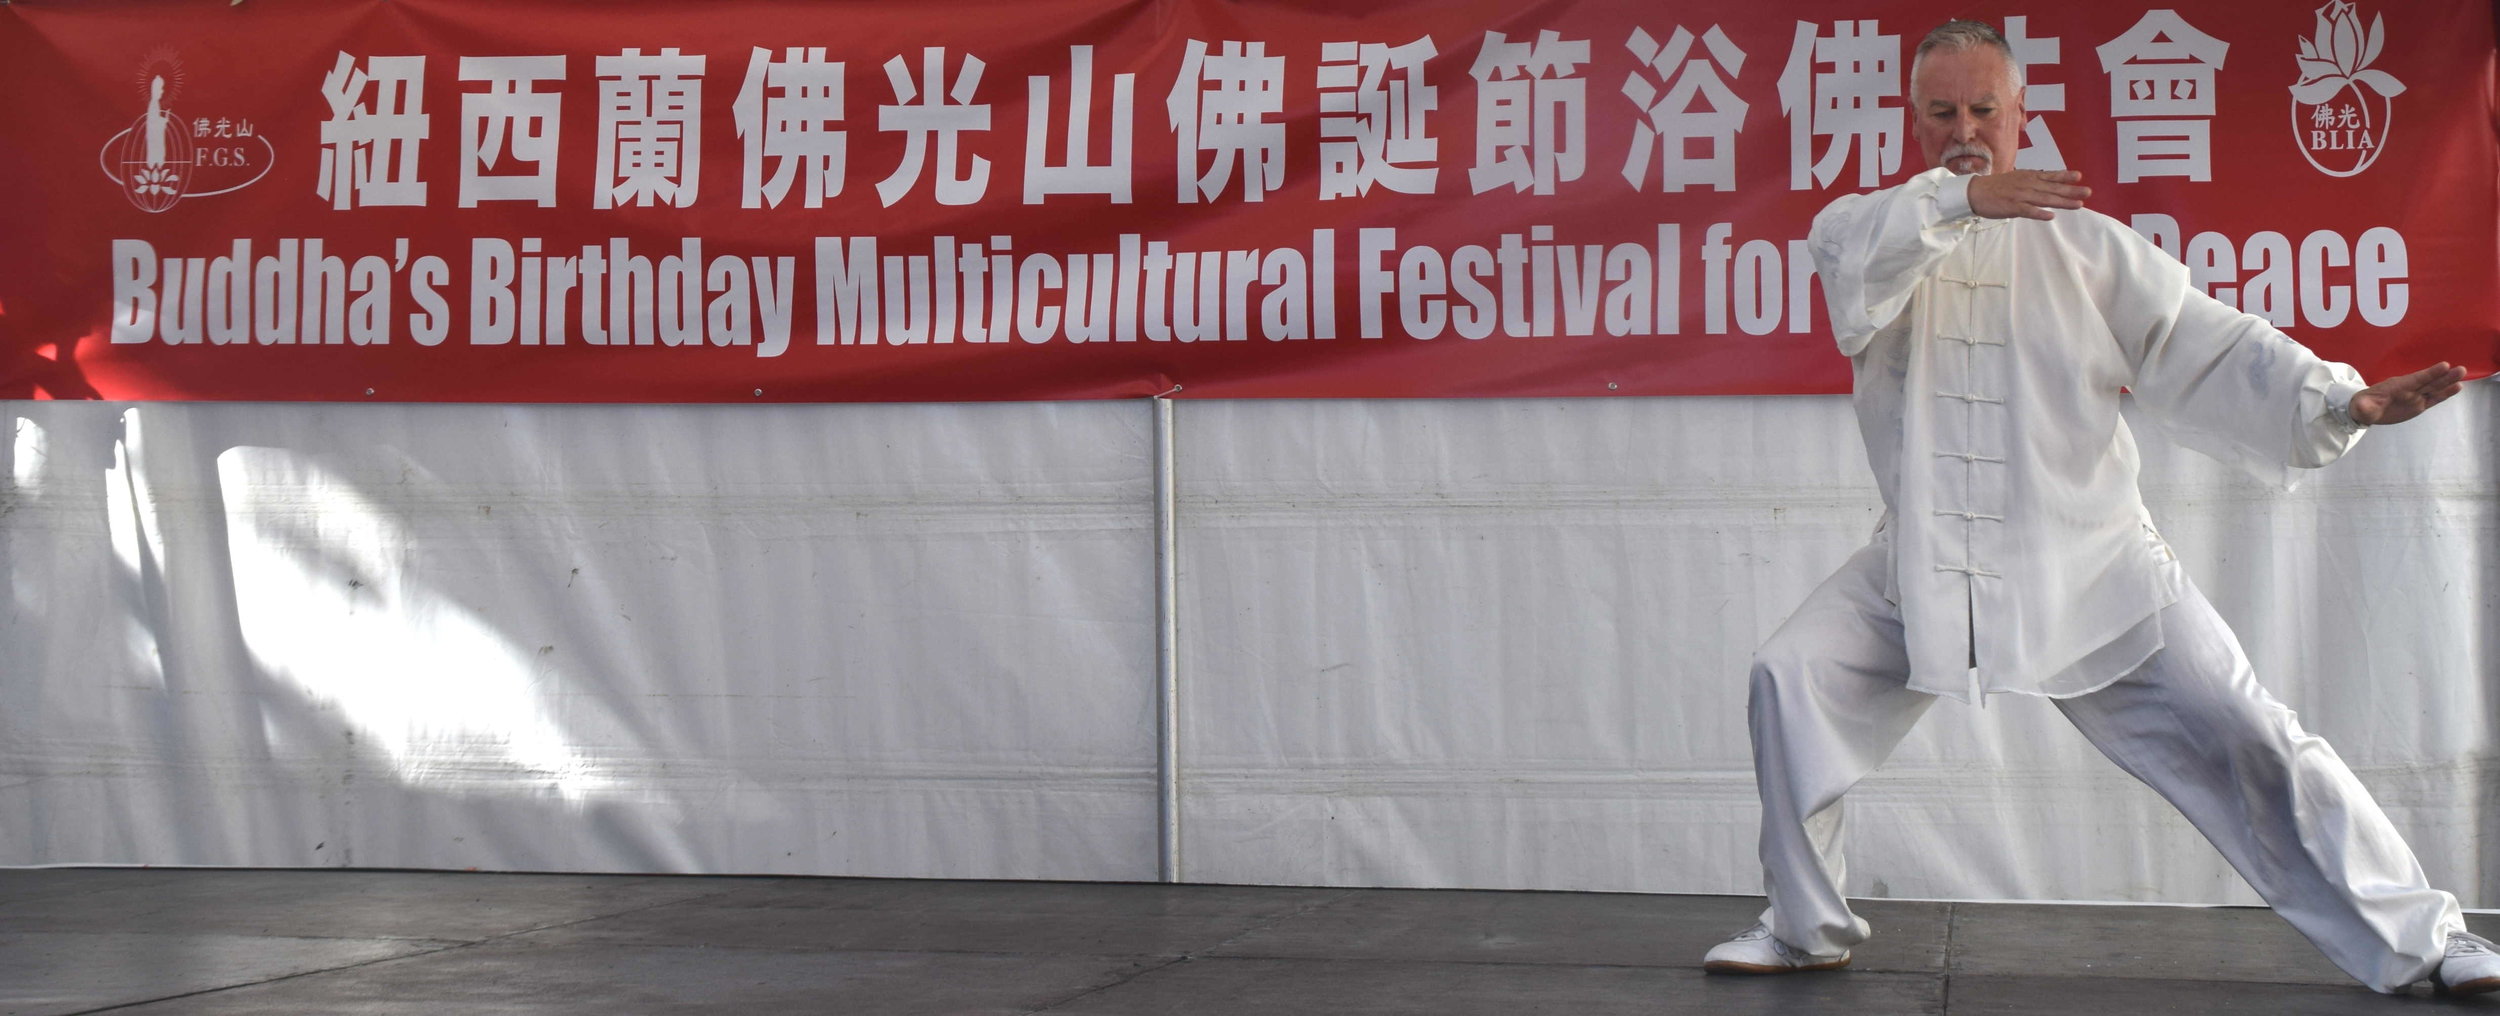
[1,868,2491,1014]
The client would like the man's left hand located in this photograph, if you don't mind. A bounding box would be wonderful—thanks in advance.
[2349,362,2469,426]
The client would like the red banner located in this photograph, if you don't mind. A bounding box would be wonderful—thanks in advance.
[2,0,2492,402]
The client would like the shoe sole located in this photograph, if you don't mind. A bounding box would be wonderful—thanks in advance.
[2437,975,2500,996]
[1702,957,1852,975]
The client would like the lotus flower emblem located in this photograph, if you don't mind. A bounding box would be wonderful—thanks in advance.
[130,165,181,197]
[2290,2,2402,177]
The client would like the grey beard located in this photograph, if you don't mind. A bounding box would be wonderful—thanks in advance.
[1941,145,1993,175]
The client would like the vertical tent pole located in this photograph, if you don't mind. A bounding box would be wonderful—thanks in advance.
[1153,387,1182,883]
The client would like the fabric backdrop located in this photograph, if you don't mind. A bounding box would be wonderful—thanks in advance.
[5,387,2493,907]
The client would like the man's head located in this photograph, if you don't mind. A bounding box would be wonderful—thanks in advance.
[1909,20,2025,176]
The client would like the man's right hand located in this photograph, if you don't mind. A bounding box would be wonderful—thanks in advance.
[1968,170,2090,221]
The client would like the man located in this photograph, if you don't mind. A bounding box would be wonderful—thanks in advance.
[1699,19,2488,995]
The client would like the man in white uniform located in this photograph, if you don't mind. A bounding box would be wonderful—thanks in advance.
[1699,19,2489,995]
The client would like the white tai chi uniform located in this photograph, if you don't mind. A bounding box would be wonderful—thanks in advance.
[1752,167,2463,992]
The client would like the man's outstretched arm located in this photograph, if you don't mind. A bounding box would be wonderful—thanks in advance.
[2108,250,2364,476]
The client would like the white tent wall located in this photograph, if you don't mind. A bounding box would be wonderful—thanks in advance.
[2,401,1161,879]
[3,388,2494,907]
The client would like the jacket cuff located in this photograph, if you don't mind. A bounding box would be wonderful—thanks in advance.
[1933,172,1975,223]
[2325,379,2368,431]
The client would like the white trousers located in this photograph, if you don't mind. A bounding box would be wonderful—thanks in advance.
[1749,540,2463,993]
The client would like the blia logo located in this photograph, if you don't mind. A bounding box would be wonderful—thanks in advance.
[2290,1,2403,177]
[95,51,275,212]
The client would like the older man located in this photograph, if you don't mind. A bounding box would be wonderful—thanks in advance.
[1699,19,2488,995]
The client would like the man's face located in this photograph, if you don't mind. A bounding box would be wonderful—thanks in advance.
[1910,47,2024,176]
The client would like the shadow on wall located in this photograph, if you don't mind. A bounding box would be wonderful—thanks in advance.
[1,399,1163,878]
[4,403,690,870]
[0,331,103,401]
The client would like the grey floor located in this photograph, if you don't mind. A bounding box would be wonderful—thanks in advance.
[1,869,2492,1015]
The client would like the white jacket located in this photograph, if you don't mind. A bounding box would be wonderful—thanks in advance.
[1809,167,2368,701]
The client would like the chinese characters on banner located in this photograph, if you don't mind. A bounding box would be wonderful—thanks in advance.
[1,0,2489,402]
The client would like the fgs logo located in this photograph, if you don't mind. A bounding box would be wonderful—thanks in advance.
[94,51,275,212]
[2290,1,2403,177]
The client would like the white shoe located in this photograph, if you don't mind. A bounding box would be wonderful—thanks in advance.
[1701,922,1851,974]
[2435,931,2500,995]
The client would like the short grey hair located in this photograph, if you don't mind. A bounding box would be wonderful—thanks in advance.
[1910,19,2025,96]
